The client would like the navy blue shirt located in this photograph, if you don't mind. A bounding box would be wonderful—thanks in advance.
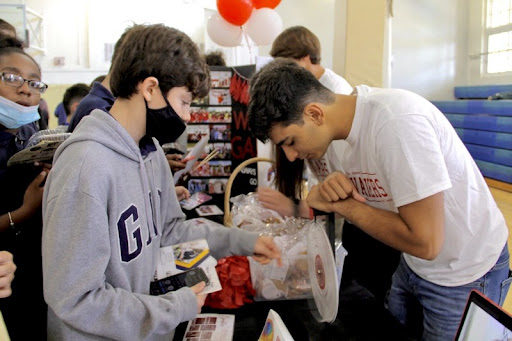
[0,123,37,187]
[68,82,115,132]
[69,83,157,156]
[54,102,67,126]
[0,123,47,339]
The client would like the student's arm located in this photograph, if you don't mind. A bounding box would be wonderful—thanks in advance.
[0,170,47,232]
[307,178,445,260]
[166,153,186,172]
[257,187,310,218]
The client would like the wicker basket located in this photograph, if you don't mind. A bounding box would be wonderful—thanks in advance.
[223,157,274,227]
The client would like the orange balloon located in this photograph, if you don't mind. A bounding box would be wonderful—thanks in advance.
[217,0,254,26]
[251,0,281,9]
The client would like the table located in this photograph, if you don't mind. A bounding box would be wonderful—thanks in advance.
[173,280,415,341]
[178,204,412,339]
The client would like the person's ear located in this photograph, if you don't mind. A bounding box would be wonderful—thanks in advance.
[140,77,160,102]
[303,103,324,125]
[70,102,80,116]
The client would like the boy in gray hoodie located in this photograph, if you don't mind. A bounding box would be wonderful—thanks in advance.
[42,24,281,340]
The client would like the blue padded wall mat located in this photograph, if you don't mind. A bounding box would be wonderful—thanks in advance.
[454,84,512,99]
[455,128,512,150]
[475,160,512,183]
[466,144,512,167]
[432,100,512,116]
[445,114,512,133]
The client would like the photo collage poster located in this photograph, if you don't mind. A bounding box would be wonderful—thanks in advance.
[185,68,234,198]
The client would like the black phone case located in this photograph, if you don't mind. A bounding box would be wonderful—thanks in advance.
[150,268,209,295]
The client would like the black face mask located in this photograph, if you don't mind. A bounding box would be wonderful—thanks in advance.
[145,97,186,145]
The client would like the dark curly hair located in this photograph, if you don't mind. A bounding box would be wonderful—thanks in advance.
[0,19,16,38]
[110,24,210,100]
[0,35,41,73]
[248,58,335,200]
[247,58,334,143]
[204,50,226,66]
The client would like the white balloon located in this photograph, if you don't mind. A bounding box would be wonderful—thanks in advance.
[244,8,283,46]
[207,12,243,47]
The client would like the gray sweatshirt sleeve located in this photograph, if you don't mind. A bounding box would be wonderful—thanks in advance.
[43,188,198,340]
[161,218,260,260]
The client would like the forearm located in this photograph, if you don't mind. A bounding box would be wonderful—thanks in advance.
[0,206,33,233]
[298,199,310,218]
[331,198,439,259]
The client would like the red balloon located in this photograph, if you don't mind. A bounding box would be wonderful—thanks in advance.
[251,0,281,9]
[217,0,254,26]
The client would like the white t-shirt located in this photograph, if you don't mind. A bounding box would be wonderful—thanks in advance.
[318,68,353,95]
[339,85,508,286]
[306,68,353,187]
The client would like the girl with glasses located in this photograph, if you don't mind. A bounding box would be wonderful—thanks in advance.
[0,35,50,340]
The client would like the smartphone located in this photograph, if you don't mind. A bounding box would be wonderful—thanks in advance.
[150,268,210,296]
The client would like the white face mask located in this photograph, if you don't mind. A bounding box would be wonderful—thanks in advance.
[0,95,40,129]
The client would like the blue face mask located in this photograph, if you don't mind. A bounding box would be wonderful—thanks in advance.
[0,95,40,129]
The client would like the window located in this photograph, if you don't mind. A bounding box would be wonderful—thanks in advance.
[484,0,512,74]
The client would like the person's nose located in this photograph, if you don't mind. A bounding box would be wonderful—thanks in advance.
[180,108,191,123]
[17,81,32,97]
[282,145,298,162]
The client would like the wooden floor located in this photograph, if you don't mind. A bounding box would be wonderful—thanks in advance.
[489,184,512,313]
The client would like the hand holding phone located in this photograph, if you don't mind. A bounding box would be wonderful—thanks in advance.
[150,268,210,295]
[191,282,207,313]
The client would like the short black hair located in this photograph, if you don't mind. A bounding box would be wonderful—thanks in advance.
[63,83,91,116]
[247,58,334,142]
[110,24,209,100]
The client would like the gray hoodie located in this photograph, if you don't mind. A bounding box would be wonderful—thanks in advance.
[42,109,258,340]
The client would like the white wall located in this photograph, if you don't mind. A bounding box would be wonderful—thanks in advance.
[391,0,469,100]
[4,0,488,101]
[2,0,217,84]
[204,0,337,68]
[265,0,336,69]
[0,0,336,84]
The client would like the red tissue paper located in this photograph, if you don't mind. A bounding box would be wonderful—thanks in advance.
[205,256,255,309]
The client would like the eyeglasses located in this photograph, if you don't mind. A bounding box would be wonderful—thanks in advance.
[0,72,48,94]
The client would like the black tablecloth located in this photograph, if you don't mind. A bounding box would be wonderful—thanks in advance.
[178,205,416,340]
[173,280,416,341]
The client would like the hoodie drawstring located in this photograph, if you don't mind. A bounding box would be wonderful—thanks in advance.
[138,154,157,240]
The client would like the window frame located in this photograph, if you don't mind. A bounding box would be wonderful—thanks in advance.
[482,0,512,76]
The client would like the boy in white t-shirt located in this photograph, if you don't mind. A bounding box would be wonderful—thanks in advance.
[258,26,400,304]
[258,25,353,218]
[247,58,511,340]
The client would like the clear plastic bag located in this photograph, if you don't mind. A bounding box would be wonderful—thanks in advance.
[26,127,70,148]
[231,193,348,301]
[231,193,313,300]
